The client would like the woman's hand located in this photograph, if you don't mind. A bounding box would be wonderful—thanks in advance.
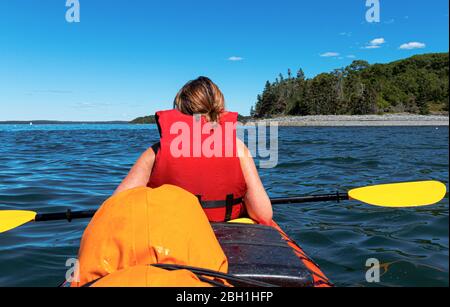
[114,147,156,195]
[237,139,273,225]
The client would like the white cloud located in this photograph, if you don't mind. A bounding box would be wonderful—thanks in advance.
[399,42,426,50]
[363,37,386,49]
[364,45,381,49]
[228,56,244,61]
[320,52,340,57]
[347,55,356,59]
[370,38,386,45]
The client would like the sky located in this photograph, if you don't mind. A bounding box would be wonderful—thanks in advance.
[0,0,448,121]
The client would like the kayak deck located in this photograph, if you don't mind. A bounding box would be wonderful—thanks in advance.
[212,221,332,287]
[61,220,331,287]
[213,222,313,287]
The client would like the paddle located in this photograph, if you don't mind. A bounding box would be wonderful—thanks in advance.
[0,181,447,234]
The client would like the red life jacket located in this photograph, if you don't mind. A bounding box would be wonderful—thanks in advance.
[148,109,247,222]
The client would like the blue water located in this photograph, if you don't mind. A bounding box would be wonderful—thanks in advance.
[0,124,448,287]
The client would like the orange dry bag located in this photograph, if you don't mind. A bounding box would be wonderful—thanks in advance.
[71,185,228,287]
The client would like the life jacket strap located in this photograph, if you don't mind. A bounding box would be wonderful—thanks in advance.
[225,194,234,222]
[196,195,244,209]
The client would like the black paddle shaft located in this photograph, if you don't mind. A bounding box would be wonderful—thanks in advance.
[270,193,350,205]
[33,193,350,222]
[35,210,97,222]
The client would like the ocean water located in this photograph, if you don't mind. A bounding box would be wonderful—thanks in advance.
[0,124,448,287]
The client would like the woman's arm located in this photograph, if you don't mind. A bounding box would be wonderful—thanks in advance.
[237,139,273,225]
[113,147,156,195]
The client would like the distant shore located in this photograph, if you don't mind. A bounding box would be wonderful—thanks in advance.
[246,114,449,127]
[0,120,129,125]
[1,114,448,127]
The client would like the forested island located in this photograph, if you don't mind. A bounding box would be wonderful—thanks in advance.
[252,53,449,117]
[130,116,156,124]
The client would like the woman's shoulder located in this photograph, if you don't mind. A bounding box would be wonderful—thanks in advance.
[236,138,251,159]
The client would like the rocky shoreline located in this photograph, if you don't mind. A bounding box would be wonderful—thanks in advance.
[246,114,449,127]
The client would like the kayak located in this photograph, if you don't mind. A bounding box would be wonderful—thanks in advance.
[61,218,331,287]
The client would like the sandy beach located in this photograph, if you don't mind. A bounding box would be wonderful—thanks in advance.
[246,114,449,127]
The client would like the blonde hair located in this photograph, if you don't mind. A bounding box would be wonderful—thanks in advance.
[174,77,225,122]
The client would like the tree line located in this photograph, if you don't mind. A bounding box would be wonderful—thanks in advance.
[252,53,449,117]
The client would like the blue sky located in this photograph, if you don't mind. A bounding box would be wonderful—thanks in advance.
[0,0,448,121]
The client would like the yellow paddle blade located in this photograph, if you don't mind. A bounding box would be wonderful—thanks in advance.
[228,218,257,225]
[349,181,447,208]
[0,211,37,233]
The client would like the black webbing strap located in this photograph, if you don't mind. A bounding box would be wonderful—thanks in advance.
[225,194,234,222]
[196,196,243,209]
[195,195,242,222]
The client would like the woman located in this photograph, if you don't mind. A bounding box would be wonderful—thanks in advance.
[115,77,272,225]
